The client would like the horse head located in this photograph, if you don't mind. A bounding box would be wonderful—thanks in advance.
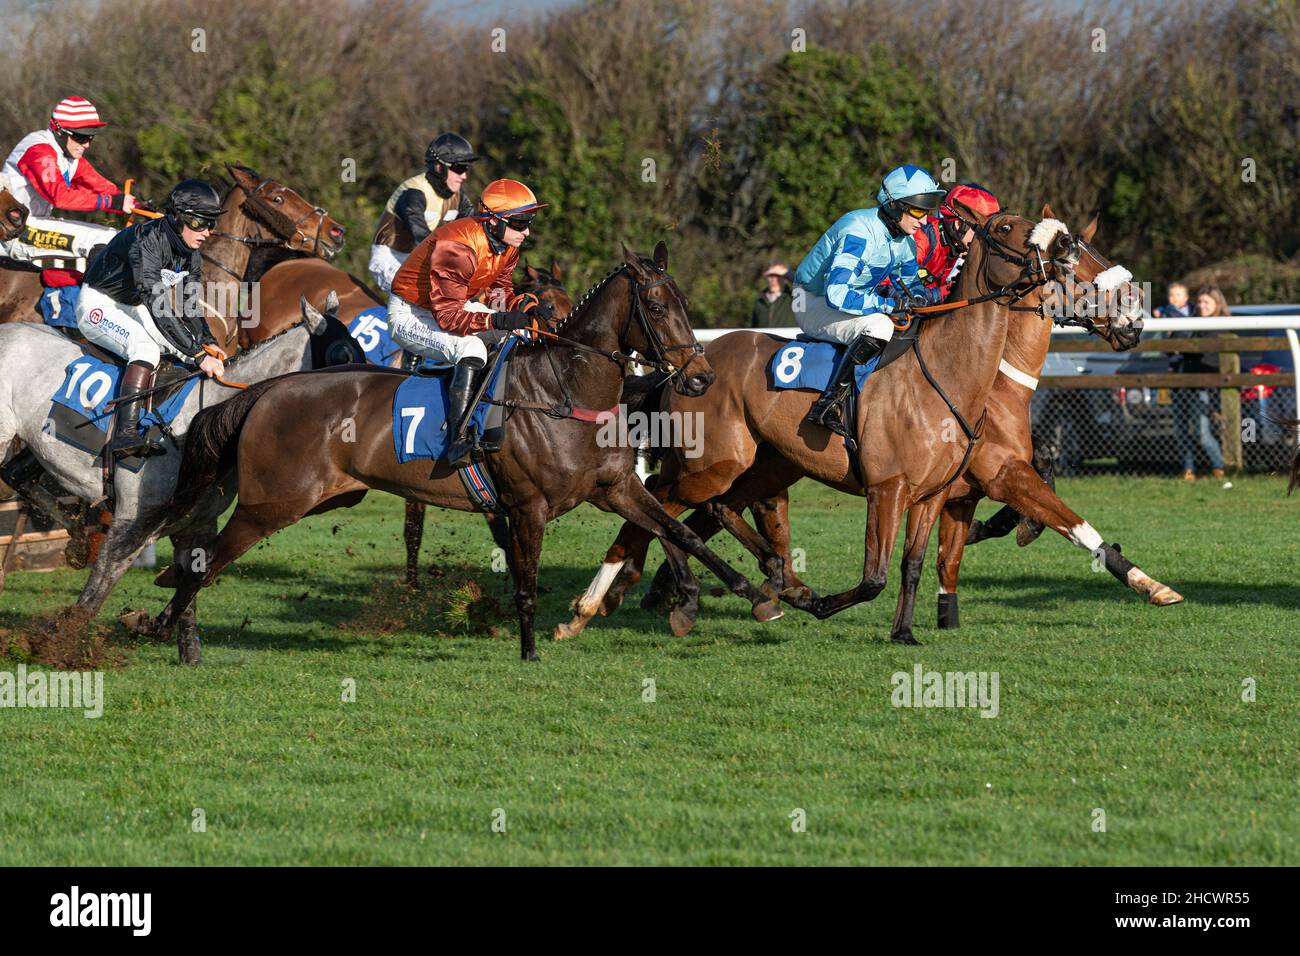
[618,241,714,397]
[298,290,366,367]
[518,258,574,322]
[225,162,345,260]
[1042,207,1144,351]
[0,188,29,242]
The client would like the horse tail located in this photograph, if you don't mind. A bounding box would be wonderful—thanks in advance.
[173,379,281,514]
[622,371,671,467]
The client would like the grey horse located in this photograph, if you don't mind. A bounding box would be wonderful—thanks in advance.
[0,293,357,652]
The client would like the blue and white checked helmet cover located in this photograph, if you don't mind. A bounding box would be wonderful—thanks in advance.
[876,165,945,207]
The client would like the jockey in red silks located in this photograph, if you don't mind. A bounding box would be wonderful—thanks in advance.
[0,97,141,273]
[909,182,1002,301]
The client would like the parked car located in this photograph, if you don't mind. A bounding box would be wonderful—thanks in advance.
[1113,306,1297,473]
[1030,343,1132,475]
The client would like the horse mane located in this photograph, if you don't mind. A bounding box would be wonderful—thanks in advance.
[552,264,628,332]
[225,316,308,367]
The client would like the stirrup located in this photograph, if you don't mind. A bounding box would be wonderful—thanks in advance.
[808,397,851,438]
[110,435,165,460]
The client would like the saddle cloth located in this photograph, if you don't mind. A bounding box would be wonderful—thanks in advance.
[49,354,199,456]
[768,337,881,392]
[347,306,403,366]
[392,337,517,464]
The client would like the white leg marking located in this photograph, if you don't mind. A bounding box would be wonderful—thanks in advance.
[577,560,625,617]
[1068,522,1104,552]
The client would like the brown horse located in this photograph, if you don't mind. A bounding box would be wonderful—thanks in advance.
[402,259,575,588]
[0,164,343,356]
[155,243,781,664]
[557,208,1095,642]
[622,211,1182,644]
[0,188,28,239]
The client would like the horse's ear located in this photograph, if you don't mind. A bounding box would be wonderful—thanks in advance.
[550,260,562,281]
[226,163,258,191]
[323,289,339,319]
[1081,213,1099,243]
[950,198,989,226]
[1041,203,1057,221]
[523,259,538,281]
[300,295,326,334]
[652,241,669,273]
[622,242,646,277]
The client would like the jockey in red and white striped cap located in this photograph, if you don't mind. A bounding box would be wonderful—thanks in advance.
[0,96,141,269]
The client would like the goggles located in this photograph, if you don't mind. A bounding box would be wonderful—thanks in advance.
[501,214,535,232]
[446,163,470,175]
[178,213,219,232]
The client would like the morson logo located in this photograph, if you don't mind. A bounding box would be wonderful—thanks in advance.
[87,307,103,325]
[49,886,151,936]
[22,226,75,252]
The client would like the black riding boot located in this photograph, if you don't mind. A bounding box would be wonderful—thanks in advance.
[443,357,485,467]
[806,334,888,438]
[109,362,165,460]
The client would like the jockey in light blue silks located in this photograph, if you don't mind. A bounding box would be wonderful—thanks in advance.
[793,164,947,436]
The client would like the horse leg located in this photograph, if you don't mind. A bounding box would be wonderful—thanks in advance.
[935,497,979,629]
[807,476,909,621]
[598,472,667,616]
[403,501,426,590]
[639,508,720,612]
[554,516,662,640]
[504,503,546,662]
[966,443,1055,546]
[603,477,782,625]
[982,459,1183,604]
[73,513,166,617]
[162,500,314,663]
[888,496,944,645]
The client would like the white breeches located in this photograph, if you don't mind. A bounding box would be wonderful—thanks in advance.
[0,216,119,264]
[794,285,896,345]
[75,284,189,368]
[367,244,408,295]
[386,294,490,365]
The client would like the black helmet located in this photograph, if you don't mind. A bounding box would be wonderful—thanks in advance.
[425,132,479,169]
[165,179,223,221]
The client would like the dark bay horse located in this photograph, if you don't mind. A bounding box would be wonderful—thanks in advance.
[621,210,1181,644]
[0,164,343,356]
[558,209,1094,641]
[156,243,782,663]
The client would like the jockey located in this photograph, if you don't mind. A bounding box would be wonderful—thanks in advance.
[368,132,480,294]
[911,182,1002,301]
[794,164,946,436]
[388,178,548,467]
[0,97,140,267]
[76,179,225,460]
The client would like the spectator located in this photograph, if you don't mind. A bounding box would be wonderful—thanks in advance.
[1154,281,1191,318]
[1169,285,1228,481]
[751,262,795,328]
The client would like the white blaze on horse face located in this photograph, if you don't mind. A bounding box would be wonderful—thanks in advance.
[1028,218,1069,252]
[1068,522,1104,552]
[576,559,626,617]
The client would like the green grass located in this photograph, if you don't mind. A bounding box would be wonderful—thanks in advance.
[1,476,1297,865]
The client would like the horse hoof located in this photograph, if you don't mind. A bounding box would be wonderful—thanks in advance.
[669,606,696,637]
[752,599,783,623]
[891,631,922,646]
[552,619,584,641]
[598,592,624,617]
[1148,585,1184,606]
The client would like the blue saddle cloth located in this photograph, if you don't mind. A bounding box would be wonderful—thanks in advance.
[40,285,81,329]
[348,306,403,366]
[392,337,517,464]
[768,338,881,392]
[51,355,199,436]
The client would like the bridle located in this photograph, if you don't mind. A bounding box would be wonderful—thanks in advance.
[913,212,1080,320]
[209,176,334,265]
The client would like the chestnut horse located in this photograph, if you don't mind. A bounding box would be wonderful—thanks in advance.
[558,208,1098,642]
[621,211,1181,645]
[0,164,343,356]
[156,243,781,664]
